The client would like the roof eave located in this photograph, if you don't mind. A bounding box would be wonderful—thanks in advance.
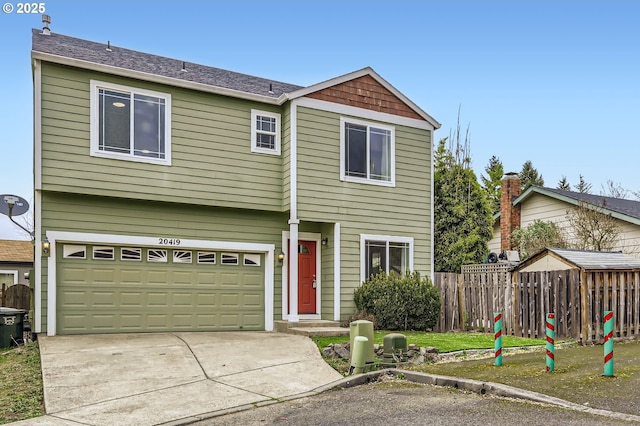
[283,67,441,129]
[31,50,281,105]
[510,186,640,226]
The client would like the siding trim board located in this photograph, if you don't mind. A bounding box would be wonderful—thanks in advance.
[33,58,44,333]
[44,230,275,336]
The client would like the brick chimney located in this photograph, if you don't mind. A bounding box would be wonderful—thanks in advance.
[500,172,521,252]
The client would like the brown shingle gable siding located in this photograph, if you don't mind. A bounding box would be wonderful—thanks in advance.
[306,75,424,120]
[0,240,34,263]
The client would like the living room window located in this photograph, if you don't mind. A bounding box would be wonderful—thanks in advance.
[340,117,395,186]
[360,235,413,281]
[90,80,171,165]
[251,109,281,155]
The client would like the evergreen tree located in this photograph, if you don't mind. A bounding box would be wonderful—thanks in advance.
[519,160,544,191]
[557,176,571,190]
[481,155,504,214]
[574,174,592,194]
[434,136,493,273]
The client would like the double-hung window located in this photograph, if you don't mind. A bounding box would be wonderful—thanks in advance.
[90,80,171,165]
[360,234,413,282]
[251,109,281,155]
[340,117,395,186]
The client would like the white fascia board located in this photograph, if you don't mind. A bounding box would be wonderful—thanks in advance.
[296,97,435,131]
[31,51,280,105]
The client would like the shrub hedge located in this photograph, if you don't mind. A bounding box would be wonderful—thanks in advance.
[353,271,441,331]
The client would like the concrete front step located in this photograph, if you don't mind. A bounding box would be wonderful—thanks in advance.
[285,327,350,337]
[274,320,349,337]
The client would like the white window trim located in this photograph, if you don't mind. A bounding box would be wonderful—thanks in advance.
[340,117,395,187]
[90,80,172,166]
[359,234,414,283]
[0,270,18,285]
[250,109,281,155]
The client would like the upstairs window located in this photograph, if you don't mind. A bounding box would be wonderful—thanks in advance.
[340,117,395,186]
[90,80,171,165]
[251,110,281,155]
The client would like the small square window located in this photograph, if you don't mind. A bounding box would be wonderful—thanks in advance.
[173,250,192,263]
[221,253,239,265]
[148,249,168,263]
[197,252,216,264]
[63,245,86,259]
[243,253,261,266]
[251,110,281,155]
[121,248,142,261]
[93,246,115,260]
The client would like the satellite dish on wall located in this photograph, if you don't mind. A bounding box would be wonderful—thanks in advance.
[0,194,30,217]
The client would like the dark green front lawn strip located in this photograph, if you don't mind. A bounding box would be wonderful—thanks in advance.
[0,343,45,424]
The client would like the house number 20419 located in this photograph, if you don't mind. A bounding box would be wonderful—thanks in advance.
[158,238,181,246]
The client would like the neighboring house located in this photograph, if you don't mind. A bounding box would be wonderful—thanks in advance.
[489,174,640,257]
[31,25,440,336]
[0,239,33,291]
[515,247,640,272]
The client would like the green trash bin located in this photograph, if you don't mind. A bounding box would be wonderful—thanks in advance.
[0,308,26,347]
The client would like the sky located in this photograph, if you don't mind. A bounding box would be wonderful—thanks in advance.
[0,0,638,240]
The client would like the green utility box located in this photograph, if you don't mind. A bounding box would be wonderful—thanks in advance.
[382,333,408,367]
[0,308,26,347]
[349,320,375,371]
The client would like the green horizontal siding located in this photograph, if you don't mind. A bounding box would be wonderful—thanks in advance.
[39,63,286,212]
[38,191,287,334]
[295,107,432,318]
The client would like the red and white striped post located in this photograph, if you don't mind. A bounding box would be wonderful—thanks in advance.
[494,312,503,367]
[545,313,555,372]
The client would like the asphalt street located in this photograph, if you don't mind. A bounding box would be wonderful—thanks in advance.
[195,381,638,426]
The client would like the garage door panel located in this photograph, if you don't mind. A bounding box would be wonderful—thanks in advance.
[92,291,116,307]
[57,244,265,334]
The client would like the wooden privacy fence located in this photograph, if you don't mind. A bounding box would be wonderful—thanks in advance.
[1,283,31,311]
[433,268,640,344]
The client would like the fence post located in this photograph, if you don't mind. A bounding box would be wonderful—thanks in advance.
[603,310,614,377]
[546,313,555,372]
[494,311,503,366]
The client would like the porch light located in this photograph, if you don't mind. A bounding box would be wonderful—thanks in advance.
[321,237,328,246]
[42,238,51,256]
[278,250,285,263]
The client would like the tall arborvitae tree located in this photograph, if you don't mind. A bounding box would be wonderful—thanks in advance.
[434,118,493,272]
[519,160,544,191]
[574,174,592,194]
[481,155,504,214]
[557,176,571,190]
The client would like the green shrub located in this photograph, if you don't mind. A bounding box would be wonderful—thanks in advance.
[353,271,441,331]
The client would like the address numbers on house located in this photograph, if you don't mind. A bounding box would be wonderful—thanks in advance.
[158,238,181,246]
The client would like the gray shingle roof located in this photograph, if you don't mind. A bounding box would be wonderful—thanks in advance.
[31,29,303,98]
[547,248,640,270]
[541,187,640,221]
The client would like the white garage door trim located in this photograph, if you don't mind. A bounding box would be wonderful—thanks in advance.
[44,231,275,336]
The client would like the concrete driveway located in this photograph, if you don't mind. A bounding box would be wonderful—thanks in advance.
[17,332,343,425]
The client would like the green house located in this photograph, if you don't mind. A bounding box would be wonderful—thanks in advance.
[31,27,440,336]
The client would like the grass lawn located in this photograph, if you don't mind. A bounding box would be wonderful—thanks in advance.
[0,343,44,424]
[313,331,545,353]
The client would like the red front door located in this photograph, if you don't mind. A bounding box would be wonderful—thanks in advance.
[289,240,317,314]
